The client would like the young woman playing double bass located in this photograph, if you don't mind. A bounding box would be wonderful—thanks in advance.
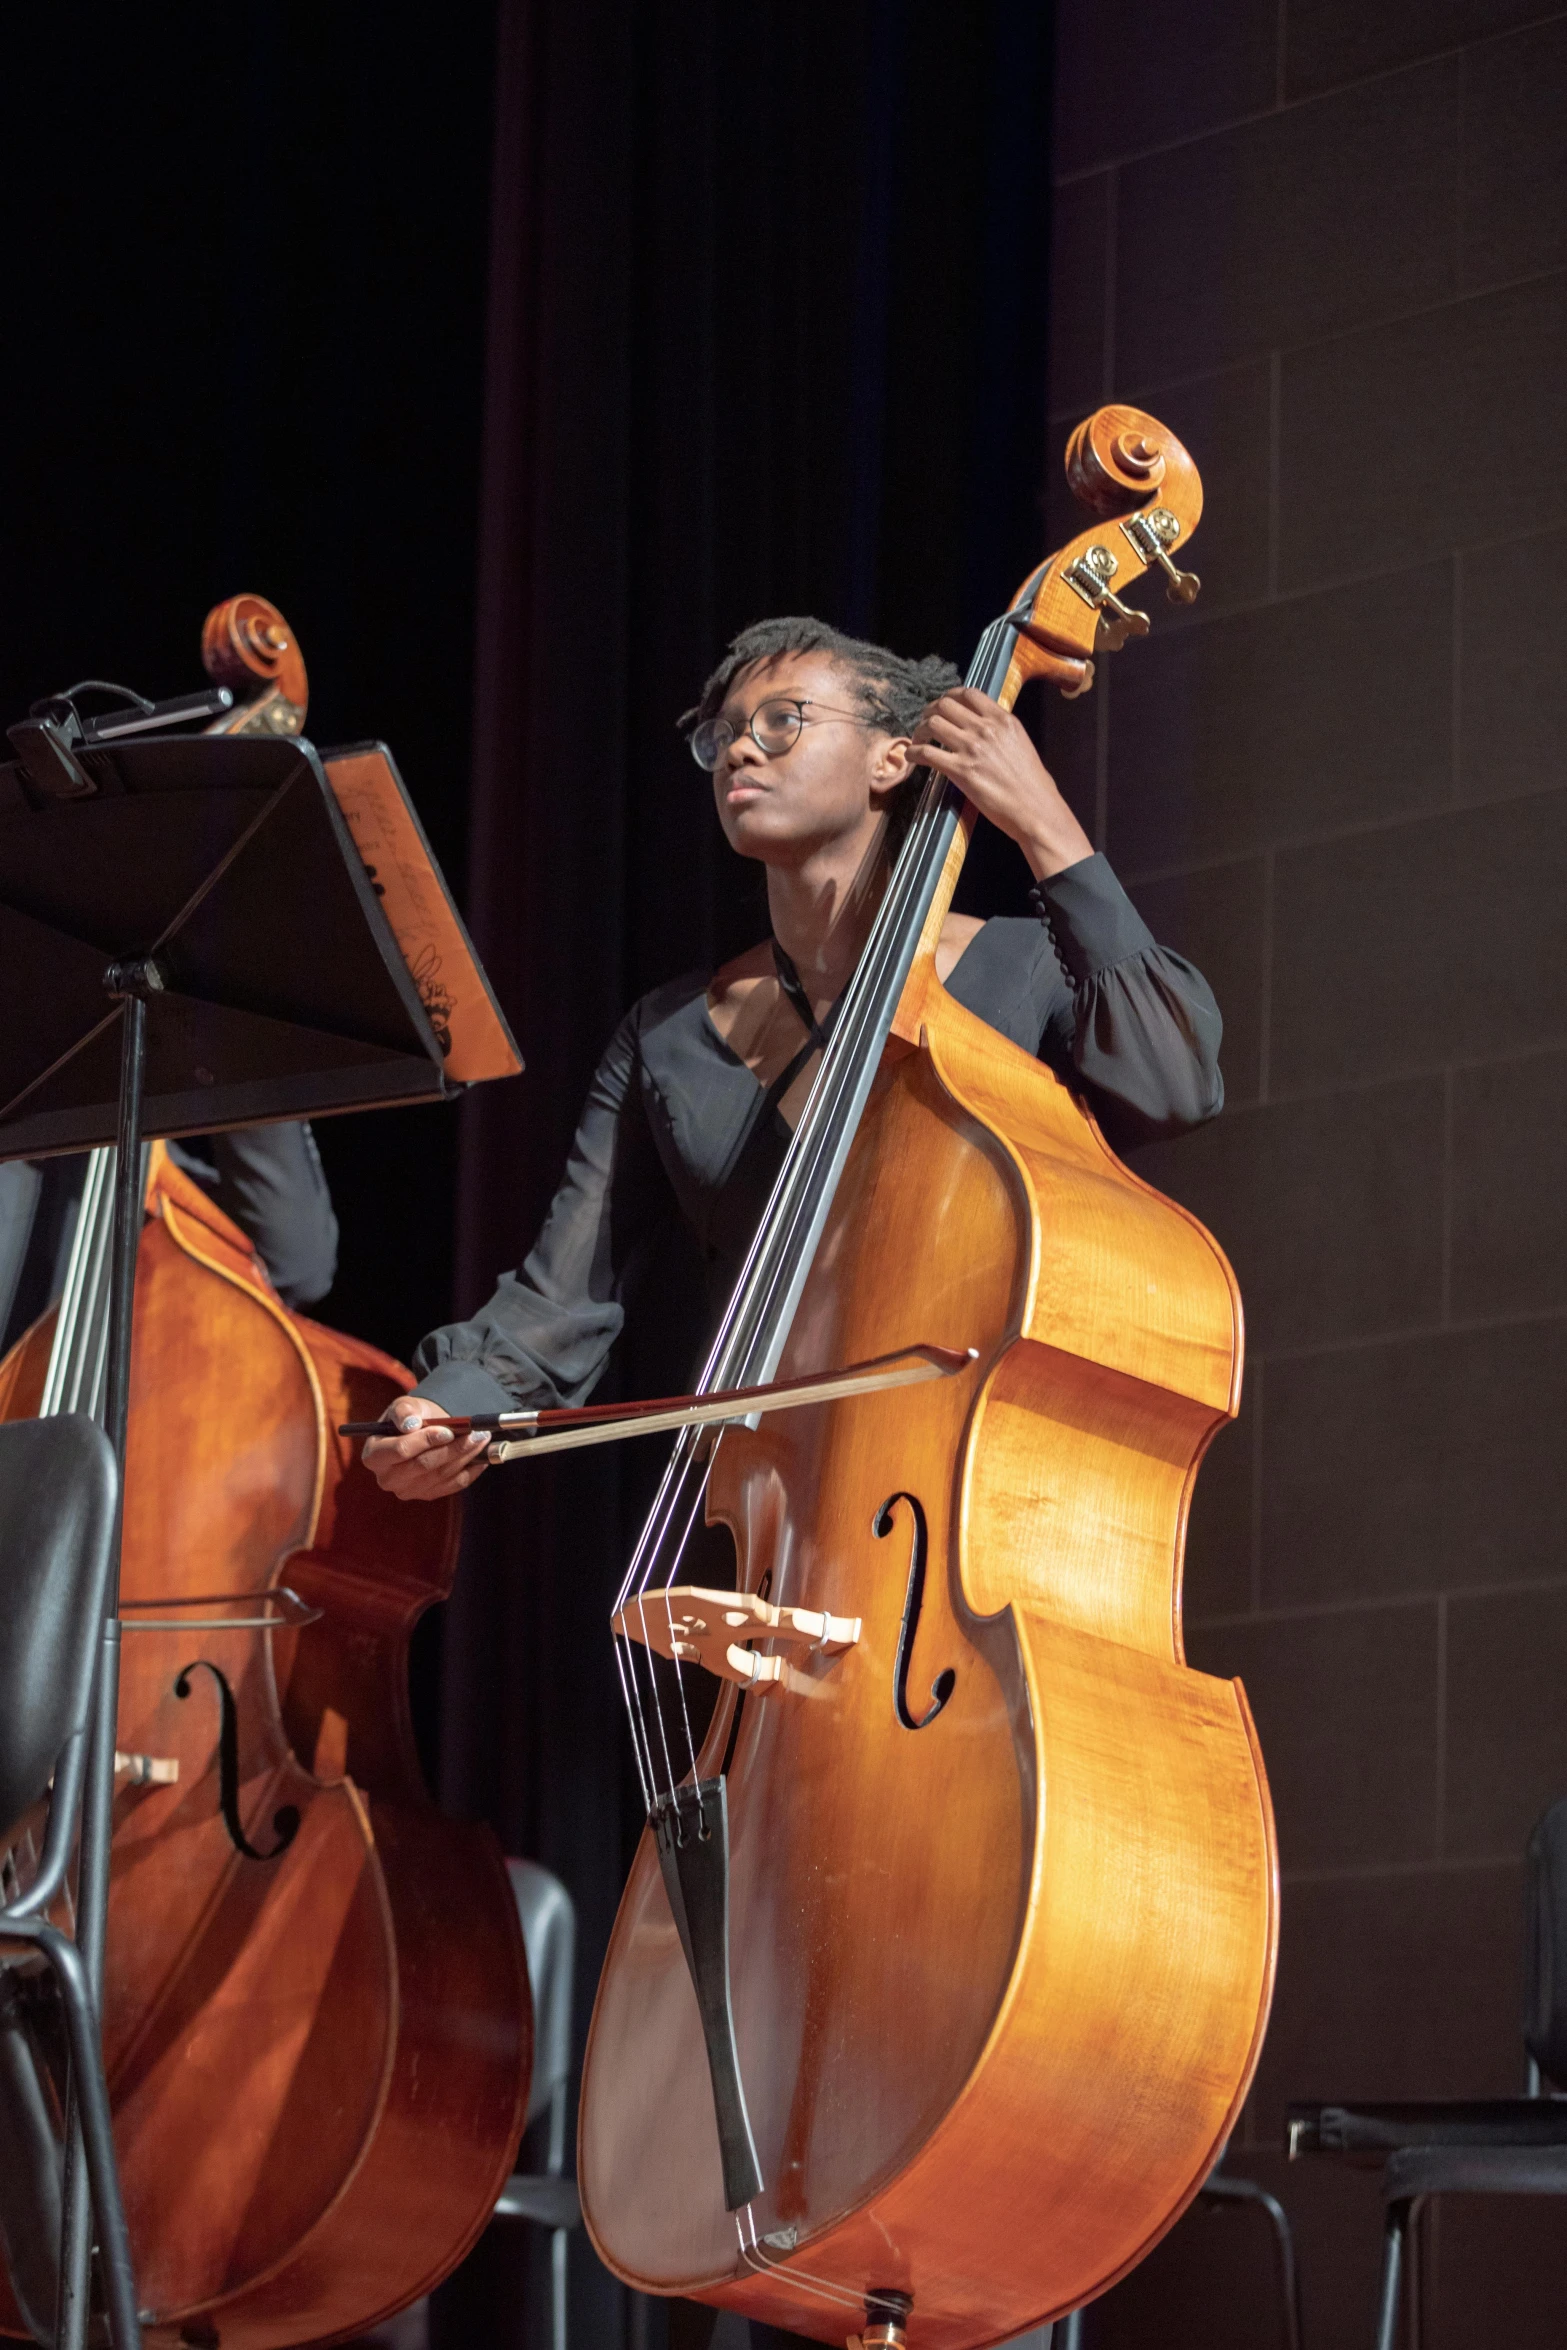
[362,614,1222,2350]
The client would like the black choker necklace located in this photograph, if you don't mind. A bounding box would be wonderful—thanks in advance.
[770,939,839,1053]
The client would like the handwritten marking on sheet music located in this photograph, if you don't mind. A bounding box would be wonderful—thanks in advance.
[323,750,521,1083]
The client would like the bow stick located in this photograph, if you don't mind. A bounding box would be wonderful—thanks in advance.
[340,1341,976,1461]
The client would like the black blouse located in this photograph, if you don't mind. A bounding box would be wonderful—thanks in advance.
[0,1121,338,1356]
[412,853,1223,1419]
[168,1124,339,1307]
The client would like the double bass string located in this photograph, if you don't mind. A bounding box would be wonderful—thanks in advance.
[611,1424,724,1807]
[691,608,1017,1399]
[609,1428,702,1805]
[643,1469,718,1780]
[610,755,956,1799]
[612,1617,657,1811]
[614,1432,720,1806]
[608,615,1021,1807]
[734,2206,866,2316]
[625,603,1009,1529]
[41,1146,116,1422]
[612,753,938,1620]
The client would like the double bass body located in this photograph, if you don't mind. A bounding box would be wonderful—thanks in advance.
[0,1149,529,2347]
[583,935,1276,2339]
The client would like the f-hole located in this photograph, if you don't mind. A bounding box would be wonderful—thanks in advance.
[175,1659,300,1862]
[875,1492,955,1730]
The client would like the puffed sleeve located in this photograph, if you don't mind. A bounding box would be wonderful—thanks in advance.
[410,1004,668,1417]
[1032,853,1224,1147]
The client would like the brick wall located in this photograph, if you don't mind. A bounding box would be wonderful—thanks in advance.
[1040,5,1567,2341]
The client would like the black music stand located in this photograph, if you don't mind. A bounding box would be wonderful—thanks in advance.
[0,727,519,2348]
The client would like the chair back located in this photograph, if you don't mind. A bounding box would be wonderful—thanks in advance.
[0,1414,118,1847]
[1524,1797,1567,2089]
[506,1858,576,2129]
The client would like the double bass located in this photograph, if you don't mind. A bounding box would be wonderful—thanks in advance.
[0,602,529,2349]
[580,410,1277,2345]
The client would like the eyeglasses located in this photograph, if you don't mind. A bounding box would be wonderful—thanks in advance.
[688,694,865,772]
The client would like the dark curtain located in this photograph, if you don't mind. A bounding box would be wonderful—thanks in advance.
[0,5,497,1388]
[435,5,1054,2341]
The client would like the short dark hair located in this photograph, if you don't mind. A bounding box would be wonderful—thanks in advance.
[681,615,961,742]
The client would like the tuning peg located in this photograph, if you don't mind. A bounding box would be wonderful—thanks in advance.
[1062,543,1150,652]
[1096,591,1151,652]
[1121,507,1201,604]
[1152,545,1200,603]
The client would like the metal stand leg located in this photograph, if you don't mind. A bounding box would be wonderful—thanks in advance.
[32,1931,139,2350]
[550,2225,568,2350]
[1406,2196,1426,2350]
[547,2075,569,2350]
[58,1604,124,2350]
[54,2110,92,2350]
[1375,2203,1408,2350]
[56,976,152,2350]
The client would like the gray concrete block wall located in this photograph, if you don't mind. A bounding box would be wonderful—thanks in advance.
[1042,6,1567,2341]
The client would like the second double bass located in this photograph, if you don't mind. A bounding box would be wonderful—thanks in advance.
[0,602,529,2350]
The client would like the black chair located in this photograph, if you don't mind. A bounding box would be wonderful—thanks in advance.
[1193,2162,1303,2350]
[492,1858,581,2350]
[0,1413,141,2350]
[1287,1795,1567,2350]
[340,1860,581,2350]
[1046,2146,1303,2350]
